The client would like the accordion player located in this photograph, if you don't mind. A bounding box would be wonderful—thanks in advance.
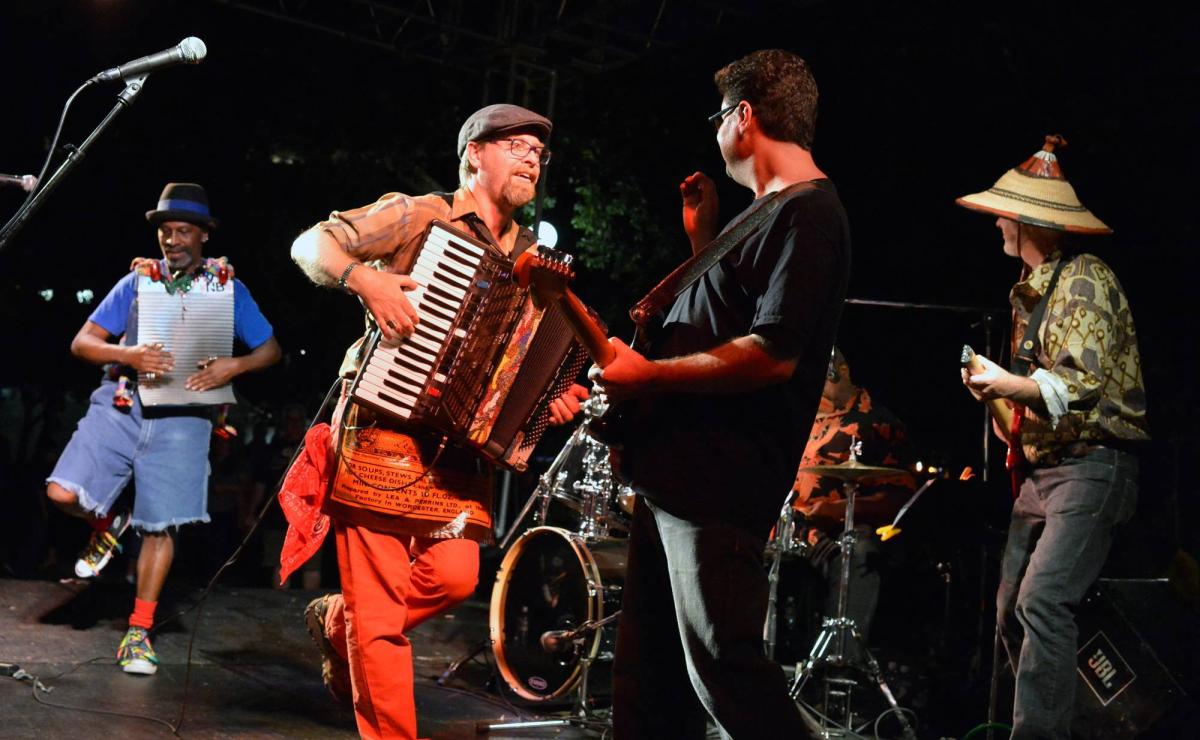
[328,219,587,540]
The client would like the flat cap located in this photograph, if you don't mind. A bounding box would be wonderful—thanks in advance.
[457,103,552,157]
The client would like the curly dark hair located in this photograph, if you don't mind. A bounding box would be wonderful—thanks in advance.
[714,49,818,149]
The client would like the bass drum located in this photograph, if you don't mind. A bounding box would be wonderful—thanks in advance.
[489,526,626,702]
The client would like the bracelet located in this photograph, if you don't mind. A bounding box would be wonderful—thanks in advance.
[337,262,359,294]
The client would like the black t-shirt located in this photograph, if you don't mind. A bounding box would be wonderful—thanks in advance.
[625,179,851,533]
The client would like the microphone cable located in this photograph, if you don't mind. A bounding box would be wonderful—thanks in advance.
[0,78,95,241]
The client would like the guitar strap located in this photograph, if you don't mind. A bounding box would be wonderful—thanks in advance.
[1010,254,1070,376]
[1004,253,1069,499]
[629,181,818,327]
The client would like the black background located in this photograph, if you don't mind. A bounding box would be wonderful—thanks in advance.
[2,0,1196,559]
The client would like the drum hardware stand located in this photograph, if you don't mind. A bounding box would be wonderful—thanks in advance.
[478,611,622,736]
[446,394,617,688]
[499,393,610,549]
[442,419,594,688]
[788,441,918,740]
[764,489,799,660]
[436,639,494,688]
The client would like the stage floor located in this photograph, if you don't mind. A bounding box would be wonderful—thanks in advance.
[0,578,598,738]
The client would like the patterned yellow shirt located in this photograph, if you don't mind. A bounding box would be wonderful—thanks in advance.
[1010,251,1150,463]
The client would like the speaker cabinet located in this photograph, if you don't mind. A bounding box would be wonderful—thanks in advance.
[1073,578,1196,738]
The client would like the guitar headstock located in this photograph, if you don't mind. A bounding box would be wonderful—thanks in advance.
[513,246,576,308]
[960,344,977,366]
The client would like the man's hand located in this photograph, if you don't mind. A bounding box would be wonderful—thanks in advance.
[351,268,421,342]
[548,384,590,426]
[587,338,659,404]
[962,353,1029,401]
[186,356,239,392]
[126,343,174,375]
[681,171,718,251]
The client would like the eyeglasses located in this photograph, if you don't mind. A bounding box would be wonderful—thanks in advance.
[707,102,739,131]
[493,138,552,165]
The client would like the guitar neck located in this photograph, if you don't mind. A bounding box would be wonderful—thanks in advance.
[961,345,1015,443]
[559,289,616,367]
[511,248,615,368]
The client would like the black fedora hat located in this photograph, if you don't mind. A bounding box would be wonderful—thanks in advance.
[145,183,219,231]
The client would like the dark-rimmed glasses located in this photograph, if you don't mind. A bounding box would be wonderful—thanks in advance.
[707,102,739,131]
[493,138,552,165]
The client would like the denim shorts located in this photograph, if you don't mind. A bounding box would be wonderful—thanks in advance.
[47,380,212,531]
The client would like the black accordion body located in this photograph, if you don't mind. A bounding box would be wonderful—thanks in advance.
[349,220,586,471]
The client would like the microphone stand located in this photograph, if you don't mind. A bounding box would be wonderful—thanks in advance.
[848,297,1007,735]
[478,611,622,735]
[0,75,148,252]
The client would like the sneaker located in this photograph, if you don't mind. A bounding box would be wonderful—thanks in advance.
[74,511,132,578]
[116,627,159,675]
[305,594,352,706]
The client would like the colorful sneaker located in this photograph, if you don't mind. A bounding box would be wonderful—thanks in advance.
[305,594,351,706]
[116,627,159,675]
[74,511,132,578]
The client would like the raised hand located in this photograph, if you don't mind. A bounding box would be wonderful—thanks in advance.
[680,171,719,250]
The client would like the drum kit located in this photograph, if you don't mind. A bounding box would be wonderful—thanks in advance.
[477,394,628,734]
[778,440,920,740]
[468,397,923,737]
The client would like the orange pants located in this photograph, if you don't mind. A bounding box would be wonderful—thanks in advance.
[324,521,480,739]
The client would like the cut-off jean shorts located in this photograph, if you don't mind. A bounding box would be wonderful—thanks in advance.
[47,380,212,532]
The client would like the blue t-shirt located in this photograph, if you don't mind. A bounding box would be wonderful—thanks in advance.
[89,269,274,350]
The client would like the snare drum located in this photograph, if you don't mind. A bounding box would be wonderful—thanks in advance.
[489,526,626,701]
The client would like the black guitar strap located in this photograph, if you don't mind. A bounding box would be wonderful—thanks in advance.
[1010,254,1070,376]
[628,181,818,326]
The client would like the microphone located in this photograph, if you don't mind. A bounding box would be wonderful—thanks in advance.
[92,37,207,83]
[539,629,579,653]
[0,174,38,192]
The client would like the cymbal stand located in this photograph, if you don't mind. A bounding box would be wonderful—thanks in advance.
[478,611,622,735]
[787,451,917,739]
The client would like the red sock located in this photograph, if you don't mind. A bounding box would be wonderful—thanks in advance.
[90,512,115,533]
[129,598,157,630]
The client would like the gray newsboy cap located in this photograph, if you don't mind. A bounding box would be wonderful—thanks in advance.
[457,103,552,157]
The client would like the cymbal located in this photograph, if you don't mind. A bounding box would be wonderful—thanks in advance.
[797,459,905,481]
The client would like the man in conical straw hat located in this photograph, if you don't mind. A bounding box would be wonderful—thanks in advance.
[958,135,1149,738]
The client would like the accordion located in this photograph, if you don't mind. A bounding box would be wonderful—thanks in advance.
[348,220,587,472]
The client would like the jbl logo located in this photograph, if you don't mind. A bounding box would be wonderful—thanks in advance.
[1077,631,1136,706]
[1088,648,1119,688]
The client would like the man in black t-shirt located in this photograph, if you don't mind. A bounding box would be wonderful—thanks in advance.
[592,49,850,738]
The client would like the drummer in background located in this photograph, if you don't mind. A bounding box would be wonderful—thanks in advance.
[793,346,915,642]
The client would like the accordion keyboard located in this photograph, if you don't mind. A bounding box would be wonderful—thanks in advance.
[353,224,488,418]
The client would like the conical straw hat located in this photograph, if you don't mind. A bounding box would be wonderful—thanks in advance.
[956,135,1111,234]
